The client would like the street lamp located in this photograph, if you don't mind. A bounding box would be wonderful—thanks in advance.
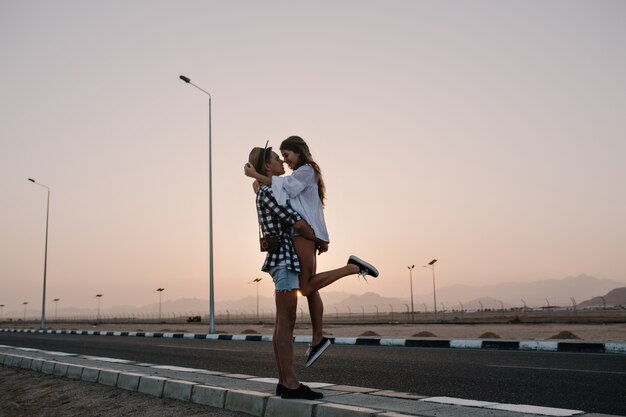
[28,178,50,331]
[53,298,60,321]
[0,304,4,321]
[423,259,437,320]
[179,74,215,335]
[23,302,28,321]
[251,278,262,322]
[407,265,415,323]
[156,288,165,320]
[96,294,103,321]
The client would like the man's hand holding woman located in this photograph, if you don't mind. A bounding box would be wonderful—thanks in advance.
[316,241,329,255]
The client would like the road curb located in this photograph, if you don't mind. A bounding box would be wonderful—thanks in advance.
[0,347,596,417]
[2,328,625,354]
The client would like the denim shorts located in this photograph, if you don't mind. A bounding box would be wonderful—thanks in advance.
[269,265,300,292]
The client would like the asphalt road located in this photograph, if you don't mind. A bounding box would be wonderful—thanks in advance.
[1,332,624,415]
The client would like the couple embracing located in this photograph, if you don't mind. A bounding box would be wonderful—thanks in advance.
[244,136,379,400]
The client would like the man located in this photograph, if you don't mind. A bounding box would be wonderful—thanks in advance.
[247,145,325,400]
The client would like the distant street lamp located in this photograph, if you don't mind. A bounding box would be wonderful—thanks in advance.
[423,259,438,320]
[179,74,215,335]
[28,178,50,331]
[407,265,415,323]
[53,298,60,321]
[250,278,262,322]
[0,304,4,321]
[96,294,103,321]
[22,302,28,321]
[156,288,165,320]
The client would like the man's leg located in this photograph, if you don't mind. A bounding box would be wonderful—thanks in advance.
[272,314,282,387]
[274,289,299,389]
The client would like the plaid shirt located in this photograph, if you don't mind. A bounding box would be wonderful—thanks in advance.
[256,184,302,273]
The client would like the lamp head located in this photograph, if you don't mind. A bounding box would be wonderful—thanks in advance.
[179,75,191,83]
[28,178,35,183]
[428,259,437,265]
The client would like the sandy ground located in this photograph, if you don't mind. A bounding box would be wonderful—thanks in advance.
[0,367,250,417]
[29,322,626,342]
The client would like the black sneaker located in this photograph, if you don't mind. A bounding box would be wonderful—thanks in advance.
[281,383,323,400]
[276,383,284,396]
[348,256,379,278]
[304,337,332,368]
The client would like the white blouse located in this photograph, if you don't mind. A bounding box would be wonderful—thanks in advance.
[272,164,330,243]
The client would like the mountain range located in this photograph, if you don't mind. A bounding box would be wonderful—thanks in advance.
[30,274,625,317]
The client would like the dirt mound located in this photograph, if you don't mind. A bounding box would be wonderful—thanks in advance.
[359,330,380,337]
[412,331,437,337]
[479,332,501,339]
[241,329,259,334]
[549,331,580,339]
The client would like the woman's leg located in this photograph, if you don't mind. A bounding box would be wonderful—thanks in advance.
[295,238,360,296]
[306,291,324,346]
[293,236,324,345]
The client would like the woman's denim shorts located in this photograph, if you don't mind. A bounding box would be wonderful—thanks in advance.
[270,265,300,292]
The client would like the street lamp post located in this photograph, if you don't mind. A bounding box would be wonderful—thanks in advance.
[23,302,28,321]
[407,265,415,323]
[0,304,4,321]
[156,288,165,320]
[423,259,438,320]
[96,294,103,321]
[28,178,50,331]
[179,74,215,335]
[251,278,262,322]
[53,298,60,321]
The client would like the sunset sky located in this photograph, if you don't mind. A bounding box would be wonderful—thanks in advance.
[1,0,625,316]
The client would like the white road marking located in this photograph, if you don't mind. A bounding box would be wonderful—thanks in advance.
[488,364,626,375]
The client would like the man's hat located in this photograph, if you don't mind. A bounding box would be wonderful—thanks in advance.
[248,141,271,173]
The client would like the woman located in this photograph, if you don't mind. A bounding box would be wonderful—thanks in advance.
[245,136,379,367]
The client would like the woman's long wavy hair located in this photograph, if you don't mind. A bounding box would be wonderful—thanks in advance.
[280,136,326,206]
